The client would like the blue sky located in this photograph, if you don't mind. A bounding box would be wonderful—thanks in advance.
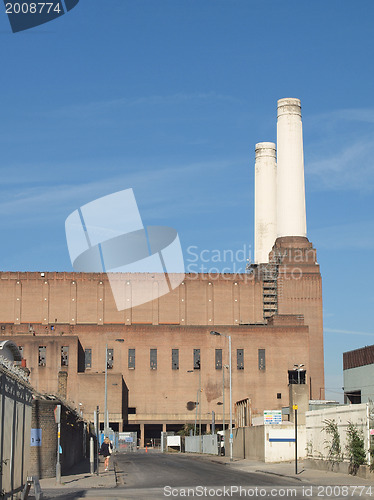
[1,0,374,402]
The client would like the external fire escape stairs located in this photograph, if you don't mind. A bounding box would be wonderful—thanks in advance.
[246,249,287,321]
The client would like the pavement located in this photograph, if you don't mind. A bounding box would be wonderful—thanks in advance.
[197,454,374,486]
[34,455,117,495]
[26,451,374,498]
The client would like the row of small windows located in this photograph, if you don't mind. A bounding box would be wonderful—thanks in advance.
[18,346,70,367]
[84,347,266,371]
[20,345,266,372]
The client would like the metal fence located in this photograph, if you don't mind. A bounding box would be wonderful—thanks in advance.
[118,432,137,452]
[185,434,219,455]
[0,362,33,498]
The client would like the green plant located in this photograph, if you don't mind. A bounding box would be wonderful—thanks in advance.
[305,440,313,457]
[345,421,366,475]
[177,423,195,436]
[322,419,342,467]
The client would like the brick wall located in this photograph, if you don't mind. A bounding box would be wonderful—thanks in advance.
[0,272,263,326]
[29,398,85,479]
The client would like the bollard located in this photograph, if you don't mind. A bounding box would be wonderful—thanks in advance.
[90,437,94,475]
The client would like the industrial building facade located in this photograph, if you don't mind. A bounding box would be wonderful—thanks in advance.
[343,344,374,404]
[0,98,325,445]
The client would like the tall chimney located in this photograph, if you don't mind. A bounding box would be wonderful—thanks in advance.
[254,142,277,264]
[276,98,307,238]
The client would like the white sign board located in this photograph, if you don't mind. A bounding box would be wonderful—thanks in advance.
[264,410,282,425]
[167,435,181,447]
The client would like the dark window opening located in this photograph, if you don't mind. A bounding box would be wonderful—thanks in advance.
[345,390,361,404]
[258,349,265,371]
[61,346,69,366]
[193,349,200,370]
[172,349,179,370]
[128,348,135,369]
[85,348,92,369]
[237,349,244,370]
[128,407,137,414]
[288,370,306,384]
[38,346,46,366]
[277,393,282,399]
[107,348,114,369]
[150,349,157,370]
[215,349,222,370]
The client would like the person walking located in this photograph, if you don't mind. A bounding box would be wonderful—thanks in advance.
[99,437,113,471]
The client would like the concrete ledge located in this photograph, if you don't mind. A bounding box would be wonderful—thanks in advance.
[305,458,374,480]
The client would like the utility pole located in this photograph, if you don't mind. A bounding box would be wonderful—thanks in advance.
[293,404,298,474]
[199,365,202,441]
[228,335,233,462]
[104,343,108,436]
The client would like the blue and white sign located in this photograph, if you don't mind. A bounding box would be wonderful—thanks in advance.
[31,428,42,447]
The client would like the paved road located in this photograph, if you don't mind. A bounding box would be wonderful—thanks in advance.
[38,451,374,499]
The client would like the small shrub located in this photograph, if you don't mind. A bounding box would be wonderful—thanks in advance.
[345,421,366,475]
[322,419,342,467]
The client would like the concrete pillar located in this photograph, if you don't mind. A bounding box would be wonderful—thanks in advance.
[289,383,309,425]
[140,423,145,448]
[277,98,307,238]
[206,423,210,433]
[254,142,277,263]
[162,423,167,432]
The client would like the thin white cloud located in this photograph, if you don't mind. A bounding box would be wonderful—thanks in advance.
[46,92,242,118]
[306,135,374,192]
[306,106,374,192]
[310,220,374,250]
[325,327,374,337]
[0,157,247,222]
[310,107,374,125]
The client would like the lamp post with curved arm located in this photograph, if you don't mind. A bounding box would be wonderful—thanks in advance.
[210,331,233,462]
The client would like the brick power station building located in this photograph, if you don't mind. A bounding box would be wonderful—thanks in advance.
[0,98,324,446]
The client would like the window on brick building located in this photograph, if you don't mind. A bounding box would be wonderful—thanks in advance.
[61,346,69,366]
[128,348,135,369]
[85,348,92,369]
[277,393,282,399]
[107,348,114,369]
[150,349,157,370]
[215,349,222,370]
[172,349,179,370]
[193,349,200,370]
[38,346,46,366]
[258,349,265,371]
[288,370,306,384]
[237,349,244,370]
[128,407,136,414]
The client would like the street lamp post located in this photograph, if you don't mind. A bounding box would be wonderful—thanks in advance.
[222,364,229,434]
[187,369,200,437]
[104,338,124,436]
[198,364,202,441]
[210,331,233,462]
[104,343,108,436]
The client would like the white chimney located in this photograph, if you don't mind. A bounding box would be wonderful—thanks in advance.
[254,142,277,264]
[276,98,307,238]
